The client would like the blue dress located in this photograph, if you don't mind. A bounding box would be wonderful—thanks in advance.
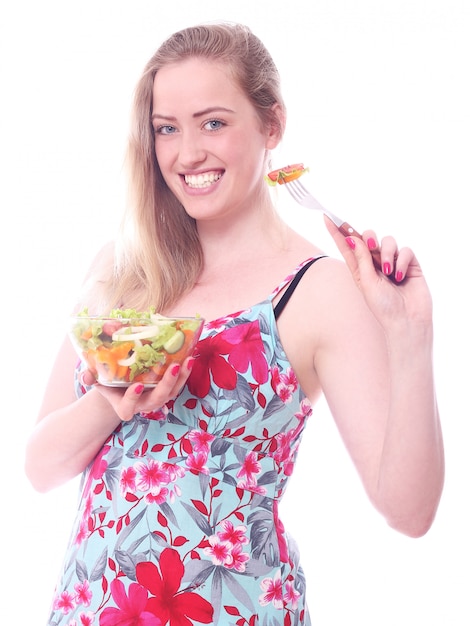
[48,257,322,626]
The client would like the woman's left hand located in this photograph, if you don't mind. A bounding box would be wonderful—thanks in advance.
[324,215,433,329]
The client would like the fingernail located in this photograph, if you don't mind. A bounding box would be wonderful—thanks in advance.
[187,358,195,371]
[171,364,181,376]
[134,384,144,395]
[367,237,376,250]
[345,237,356,249]
[383,262,391,275]
[396,270,403,282]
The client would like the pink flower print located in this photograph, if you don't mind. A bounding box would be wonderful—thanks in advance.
[74,579,92,607]
[188,429,215,453]
[273,500,289,563]
[163,462,185,483]
[218,520,249,546]
[99,578,160,626]
[75,520,89,546]
[145,486,169,505]
[236,451,261,484]
[135,460,170,492]
[91,445,110,480]
[223,322,269,385]
[203,535,234,567]
[227,542,250,573]
[284,580,301,610]
[186,451,209,474]
[259,570,284,609]
[271,366,298,403]
[53,590,75,614]
[120,466,137,495]
[273,429,298,476]
[77,612,95,626]
[236,479,267,496]
[295,397,313,421]
[204,310,244,331]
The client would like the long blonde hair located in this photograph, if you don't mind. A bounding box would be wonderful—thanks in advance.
[101,23,286,312]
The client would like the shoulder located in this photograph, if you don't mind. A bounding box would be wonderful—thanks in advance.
[74,240,116,313]
[279,255,383,356]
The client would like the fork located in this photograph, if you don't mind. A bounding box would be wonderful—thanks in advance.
[284,177,385,275]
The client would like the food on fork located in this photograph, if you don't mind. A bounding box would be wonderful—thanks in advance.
[265,163,309,186]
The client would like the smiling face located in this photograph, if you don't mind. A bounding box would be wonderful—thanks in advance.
[151,57,281,223]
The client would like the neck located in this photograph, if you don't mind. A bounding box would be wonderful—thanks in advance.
[197,201,289,267]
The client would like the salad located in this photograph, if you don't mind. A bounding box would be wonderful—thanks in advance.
[70,308,204,386]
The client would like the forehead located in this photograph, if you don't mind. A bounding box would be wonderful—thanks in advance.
[152,58,246,111]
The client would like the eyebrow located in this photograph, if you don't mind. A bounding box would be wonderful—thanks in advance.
[151,106,235,122]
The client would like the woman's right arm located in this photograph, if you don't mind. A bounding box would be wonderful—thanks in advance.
[25,332,194,492]
[25,335,122,492]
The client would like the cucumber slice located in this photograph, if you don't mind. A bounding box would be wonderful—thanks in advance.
[112,326,160,341]
[163,329,185,354]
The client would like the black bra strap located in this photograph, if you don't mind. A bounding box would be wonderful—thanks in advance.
[274,256,326,320]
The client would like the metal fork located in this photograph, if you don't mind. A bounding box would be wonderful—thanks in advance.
[284,178,384,274]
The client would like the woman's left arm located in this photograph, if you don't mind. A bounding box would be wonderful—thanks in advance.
[318,217,444,537]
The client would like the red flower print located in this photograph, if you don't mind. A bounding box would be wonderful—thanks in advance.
[223,323,268,385]
[187,334,237,397]
[136,548,214,626]
[99,578,160,626]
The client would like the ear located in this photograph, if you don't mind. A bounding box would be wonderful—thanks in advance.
[265,103,286,150]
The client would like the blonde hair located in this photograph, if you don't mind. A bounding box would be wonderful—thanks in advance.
[101,23,286,312]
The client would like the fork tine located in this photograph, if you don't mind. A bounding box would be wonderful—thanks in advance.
[284,178,306,202]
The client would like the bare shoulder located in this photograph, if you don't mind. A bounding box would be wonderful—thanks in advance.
[276,255,384,397]
[74,241,116,313]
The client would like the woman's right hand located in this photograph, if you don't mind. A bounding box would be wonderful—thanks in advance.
[83,356,194,421]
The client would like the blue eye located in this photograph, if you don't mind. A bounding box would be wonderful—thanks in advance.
[204,119,224,131]
[156,125,177,135]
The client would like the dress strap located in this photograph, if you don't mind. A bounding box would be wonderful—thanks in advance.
[273,256,326,320]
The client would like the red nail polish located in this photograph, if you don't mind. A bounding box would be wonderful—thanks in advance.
[171,364,181,376]
[367,237,376,250]
[345,237,356,249]
[383,262,391,275]
[134,384,144,395]
[187,358,195,371]
[396,270,403,282]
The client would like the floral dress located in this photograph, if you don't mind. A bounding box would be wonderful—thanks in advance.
[48,257,323,626]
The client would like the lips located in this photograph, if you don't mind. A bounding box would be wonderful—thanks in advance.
[184,171,223,189]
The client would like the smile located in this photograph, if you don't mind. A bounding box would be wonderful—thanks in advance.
[184,172,223,189]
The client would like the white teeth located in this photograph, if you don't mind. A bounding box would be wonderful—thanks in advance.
[184,172,222,188]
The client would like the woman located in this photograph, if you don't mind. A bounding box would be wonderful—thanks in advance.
[26,22,444,626]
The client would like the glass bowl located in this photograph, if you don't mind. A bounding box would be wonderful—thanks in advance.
[69,313,204,387]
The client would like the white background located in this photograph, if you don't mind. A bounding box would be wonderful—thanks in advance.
[1,0,469,624]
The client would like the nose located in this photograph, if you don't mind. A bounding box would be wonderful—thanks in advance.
[177,129,207,169]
